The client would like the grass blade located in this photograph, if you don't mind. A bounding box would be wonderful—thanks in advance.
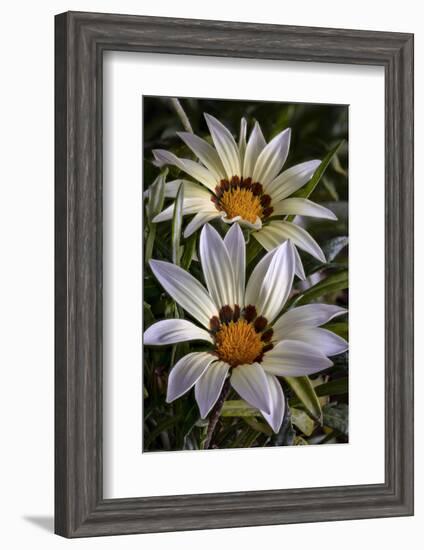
[171,182,184,266]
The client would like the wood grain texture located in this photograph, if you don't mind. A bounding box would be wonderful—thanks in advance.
[54,11,414,538]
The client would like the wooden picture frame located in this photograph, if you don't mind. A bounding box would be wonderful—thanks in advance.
[55,11,414,537]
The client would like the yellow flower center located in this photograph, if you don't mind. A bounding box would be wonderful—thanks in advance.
[220,188,263,224]
[211,177,274,223]
[210,306,274,367]
[215,319,264,367]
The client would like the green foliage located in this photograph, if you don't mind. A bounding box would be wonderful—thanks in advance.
[286,140,344,222]
[323,403,349,435]
[143,97,348,451]
[291,408,315,436]
[286,269,348,309]
[285,376,323,422]
[145,170,167,265]
[171,183,184,265]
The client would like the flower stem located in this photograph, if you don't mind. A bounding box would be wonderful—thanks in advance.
[203,379,231,450]
[170,98,194,134]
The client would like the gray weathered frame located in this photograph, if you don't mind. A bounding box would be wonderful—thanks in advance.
[55,11,414,538]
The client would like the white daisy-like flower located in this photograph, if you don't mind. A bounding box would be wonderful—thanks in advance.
[152,114,337,277]
[144,224,347,433]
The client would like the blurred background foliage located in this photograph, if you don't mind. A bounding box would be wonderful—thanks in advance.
[143,96,348,452]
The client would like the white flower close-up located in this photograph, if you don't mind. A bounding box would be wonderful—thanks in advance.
[152,114,337,277]
[144,223,347,433]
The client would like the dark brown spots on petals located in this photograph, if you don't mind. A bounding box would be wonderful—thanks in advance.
[210,316,220,333]
[254,316,268,332]
[261,194,271,208]
[242,305,257,323]
[219,305,234,324]
[262,206,274,218]
[233,304,241,322]
[261,329,273,343]
[262,343,274,354]
[251,182,263,196]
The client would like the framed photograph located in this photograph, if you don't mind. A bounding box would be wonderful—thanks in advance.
[55,11,414,537]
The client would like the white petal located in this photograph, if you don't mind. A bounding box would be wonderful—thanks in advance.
[230,363,272,414]
[293,245,306,280]
[267,160,321,202]
[286,327,348,356]
[204,114,241,180]
[178,132,226,181]
[195,361,230,418]
[273,304,347,340]
[272,198,338,220]
[163,179,211,199]
[153,149,217,191]
[252,227,306,280]
[251,226,284,252]
[199,224,236,309]
[257,221,326,263]
[247,241,295,323]
[238,118,247,165]
[149,259,218,328]
[144,319,213,346]
[252,128,291,187]
[221,213,262,231]
[166,352,217,402]
[153,197,213,223]
[245,246,278,306]
[261,340,333,377]
[223,224,246,307]
[243,121,266,178]
[261,374,285,433]
[184,210,221,238]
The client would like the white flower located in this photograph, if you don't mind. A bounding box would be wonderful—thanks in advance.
[152,114,337,278]
[144,224,347,433]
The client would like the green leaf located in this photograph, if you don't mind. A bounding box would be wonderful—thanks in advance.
[332,151,348,177]
[243,417,273,436]
[315,377,348,397]
[323,236,348,263]
[287,269,348,308]
[144,415,181,447]
[298,236,348,277]
[322,177,339,201]
[286,140,344,223]
[323,321,348,340]
[147,170,167,222]
[246,237,263,265]
[271,410,295,446]
[291,407,315,436]
[323,403,348,435]
[145,170,167,264]
[285,376,322,422]
[143,301,155,328]
[171,182,184,265]
[231,425,261,448]
[177,404,200,450]
[180,231,197,271]
[294,435,309,445]
[221,400,260,417]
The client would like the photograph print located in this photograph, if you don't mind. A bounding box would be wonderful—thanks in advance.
[143,96,348,452]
